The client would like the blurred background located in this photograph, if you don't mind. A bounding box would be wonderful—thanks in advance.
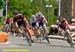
[0,0,74,28]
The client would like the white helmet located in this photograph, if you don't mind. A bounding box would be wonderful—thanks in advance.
[32,15,35,17]
[38,12,43,16]
[31,15,36,19]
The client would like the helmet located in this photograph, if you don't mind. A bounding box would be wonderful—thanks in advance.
[38,12,42,15]
[31,15,36,20]
[13,10,19,15]
[32,15,35,18]
[61,18,66,23]
[38,12,43,16]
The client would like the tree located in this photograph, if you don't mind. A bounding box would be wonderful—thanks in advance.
[8,0,58,25]
[0,0,3,9]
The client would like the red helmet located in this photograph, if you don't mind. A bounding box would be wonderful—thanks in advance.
[61,18,66,23]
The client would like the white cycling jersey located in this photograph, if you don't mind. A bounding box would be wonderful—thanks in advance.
[30,15,36,25]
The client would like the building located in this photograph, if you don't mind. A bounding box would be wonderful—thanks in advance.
[61,0,72,23]
[61,0,75,24]
[72,0,75,18]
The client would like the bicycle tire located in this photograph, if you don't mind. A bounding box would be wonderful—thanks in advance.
[45,35,50,44]
[64,31,74,48]
[66,37,74,48]
[26,32,32,46]
[23,30,32,46]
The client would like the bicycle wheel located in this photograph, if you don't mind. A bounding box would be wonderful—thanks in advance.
[43,35,50,44]
[64,32,74,48]
[38,26,50,44]
[42,28,50,44]
[36,27,44,41]
[66,36,74,48]
[22,30,32,46]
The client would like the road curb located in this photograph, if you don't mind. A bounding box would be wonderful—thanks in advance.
[48,35,75,44]
[48,35,64,40]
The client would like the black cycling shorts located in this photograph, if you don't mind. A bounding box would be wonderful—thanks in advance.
[39,21,44,27]
[17,22,27,28]
[31,22,36,27]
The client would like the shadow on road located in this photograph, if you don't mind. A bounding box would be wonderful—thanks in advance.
[47,44,74,48]
[15,44,29,46]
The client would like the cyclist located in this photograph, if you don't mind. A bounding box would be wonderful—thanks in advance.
[30,15,39,38]
[30,15,37,29]
[58,17,73,43]
[35,12,48,39]
[13,10,33,42]
[4,18,11,25]
[3,17,12,32]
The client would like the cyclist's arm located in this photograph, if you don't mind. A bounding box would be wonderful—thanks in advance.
[13,18,18,27]
[14,22,18,27]
[65,21,69,28]
[23,17,29,26]
[43,17,48,25]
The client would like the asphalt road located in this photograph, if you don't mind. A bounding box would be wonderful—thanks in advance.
[0,34,75,52]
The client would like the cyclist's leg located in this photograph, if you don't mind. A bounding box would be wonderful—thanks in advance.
[39,22,48,37]
[24,26,32,38]
[24,26,34,42]
[37,27,41,35]
[42,24,50,44]
[14,23,22,34]
[66,29,74,47]
[35,23,41,37]
[7,23,11,32]
[33,26,39,37]
[58,27,64,36]
[42,23,48,39]
[4,24,9,32]
[66,30,72,41]
[43,24,48,35]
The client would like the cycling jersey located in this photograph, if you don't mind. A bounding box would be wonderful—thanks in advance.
[30,17,36,27]
[6,18,11,24]
[36,17,44,23]
[36,16,45,27]
[58,18,68,30]
[59,22,66,29]
[13,14,27,27]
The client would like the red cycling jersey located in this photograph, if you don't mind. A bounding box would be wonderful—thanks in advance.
[6,18,11,24]
[36,17,44,23]
[59,18,69,30]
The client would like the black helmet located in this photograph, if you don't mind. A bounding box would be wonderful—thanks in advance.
[13,10,19,15]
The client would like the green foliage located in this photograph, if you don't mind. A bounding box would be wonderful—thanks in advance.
[0,0,3,26]
[8,0,58,26]
[0,0,3,9]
